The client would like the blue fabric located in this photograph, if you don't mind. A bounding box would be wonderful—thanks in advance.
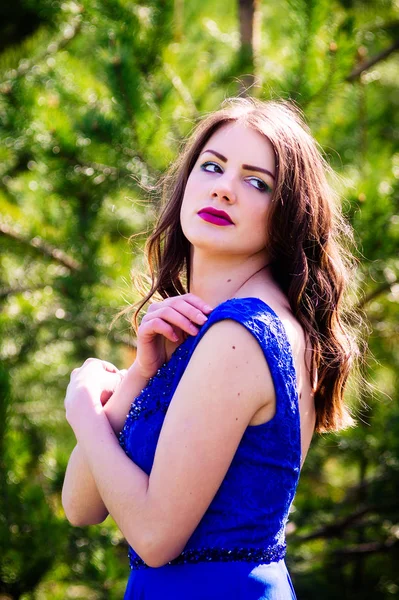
[124,560,297,599]
[119,297,301,598]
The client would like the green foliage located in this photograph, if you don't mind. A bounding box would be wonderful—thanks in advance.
[0,364,65,598]
[0,0,398,598]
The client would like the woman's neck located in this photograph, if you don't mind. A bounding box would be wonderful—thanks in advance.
[188,253,272,308]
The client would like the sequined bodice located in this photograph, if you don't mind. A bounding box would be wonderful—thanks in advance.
[119,297,301,569]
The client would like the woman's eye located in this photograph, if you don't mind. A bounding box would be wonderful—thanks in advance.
[201,161,223,174]
[246,177,272,194]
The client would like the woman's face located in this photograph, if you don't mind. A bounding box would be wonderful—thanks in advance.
[180,122,276,261]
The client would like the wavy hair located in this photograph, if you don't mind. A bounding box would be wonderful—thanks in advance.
[126,97,361,434]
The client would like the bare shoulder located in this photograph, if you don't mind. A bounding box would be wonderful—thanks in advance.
[187,318,276,411]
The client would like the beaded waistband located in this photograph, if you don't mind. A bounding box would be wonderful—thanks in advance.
[128,543,286,570]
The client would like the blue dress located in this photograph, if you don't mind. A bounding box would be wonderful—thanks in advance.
[119,297,301,599]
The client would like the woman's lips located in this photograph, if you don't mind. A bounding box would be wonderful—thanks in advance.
[198,211,234,226]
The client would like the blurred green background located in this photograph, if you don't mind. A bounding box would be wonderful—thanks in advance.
[0,0,398,598]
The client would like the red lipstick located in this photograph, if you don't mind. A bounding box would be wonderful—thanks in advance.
[197,207,234,226]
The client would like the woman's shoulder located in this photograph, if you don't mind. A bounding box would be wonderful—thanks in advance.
[189,291,299,388]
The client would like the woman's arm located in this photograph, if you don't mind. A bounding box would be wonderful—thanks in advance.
[62,443,108,526]
[62,293,212,527]
[64,320,274,567]
[62,362,149,526]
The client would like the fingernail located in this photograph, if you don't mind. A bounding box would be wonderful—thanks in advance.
[204,305,213,312]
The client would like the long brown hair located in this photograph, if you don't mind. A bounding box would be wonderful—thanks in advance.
[126,97,361,434]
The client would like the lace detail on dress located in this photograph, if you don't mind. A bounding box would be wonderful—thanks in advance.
[118,340,192,452]
[128,543,287,570]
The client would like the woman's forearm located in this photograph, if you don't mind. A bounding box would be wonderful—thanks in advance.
[62,444,109,525]
[62,361,150,526]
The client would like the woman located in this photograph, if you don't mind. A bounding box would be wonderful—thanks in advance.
[62,98,358,599]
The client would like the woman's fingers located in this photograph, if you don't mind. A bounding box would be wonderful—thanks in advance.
[70,359,122,386]
[133,294,214,379]
[66,361,122,411]
[100,360,120,373]
[84,358,119,372]
[155,294,213,319]
[142,306,201,336]
[142,296,213,338]
[139,316,182,343]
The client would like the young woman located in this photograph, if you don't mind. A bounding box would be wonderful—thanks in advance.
[62,98,358,599]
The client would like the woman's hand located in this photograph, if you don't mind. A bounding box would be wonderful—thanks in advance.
[64,358,125,431]
[135,294,213,379]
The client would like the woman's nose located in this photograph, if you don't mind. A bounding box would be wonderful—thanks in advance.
[210,178,237,203]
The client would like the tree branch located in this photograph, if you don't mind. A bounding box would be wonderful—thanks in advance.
[0,15,82,93]
[112,56,133,121]
[164,64,198,116]
[346,39,399,82]
[0,283,49,299]
[0,222,81,271]
[356,276,398,310]
[237,0,258,95]
[3,316,137,369]
[294,505,380,542]
[334,537,399,557]
[293,502,398,543]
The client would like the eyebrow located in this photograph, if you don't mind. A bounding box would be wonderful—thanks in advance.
[201,149,275,180]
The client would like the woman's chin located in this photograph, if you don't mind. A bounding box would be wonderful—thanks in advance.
[185,234,234,254]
